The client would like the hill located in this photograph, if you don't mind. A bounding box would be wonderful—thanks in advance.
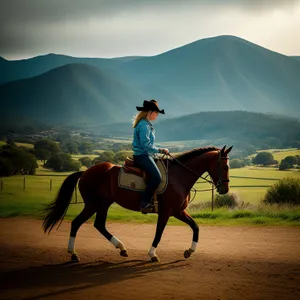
[88,111,300,151]
[0,53,125,86]
[121,35,300,117]
[0,63,144,125]
[1,35,300,120]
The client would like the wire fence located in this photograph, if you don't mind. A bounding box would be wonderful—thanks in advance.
[0,174,281,209]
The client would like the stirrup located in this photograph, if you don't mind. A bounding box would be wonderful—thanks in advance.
[140,203,154,214]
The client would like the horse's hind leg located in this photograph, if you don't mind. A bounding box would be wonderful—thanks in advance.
[94,205,128,257]
[67,204,95,261]
[173,210,199,259]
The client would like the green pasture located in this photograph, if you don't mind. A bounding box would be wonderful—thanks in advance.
[0,140,34,148]
[71,154,99,160]
[249,148,300,163]
[0,166,299,226]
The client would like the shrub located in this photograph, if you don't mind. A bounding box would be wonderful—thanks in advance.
[230,159,245,169]
[214,192,241,208]
[263,177,300,205]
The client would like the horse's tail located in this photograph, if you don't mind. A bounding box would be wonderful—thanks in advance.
[42,171,84,234]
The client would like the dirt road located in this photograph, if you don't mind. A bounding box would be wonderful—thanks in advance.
[0,218,299,300]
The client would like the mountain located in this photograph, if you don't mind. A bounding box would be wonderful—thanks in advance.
[0,63,145,125]
[120,35,300,117]
[1,35,300,124]
[291,56,300,61]
[91,111,300,149]
[0,53,125,86]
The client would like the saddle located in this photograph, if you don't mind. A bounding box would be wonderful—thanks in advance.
[123,157,147,179]
[118,157,168,212]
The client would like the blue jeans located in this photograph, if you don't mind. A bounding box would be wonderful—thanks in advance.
[133,154,162,205]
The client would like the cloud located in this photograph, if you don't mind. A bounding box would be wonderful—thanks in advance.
[1,0,300,59]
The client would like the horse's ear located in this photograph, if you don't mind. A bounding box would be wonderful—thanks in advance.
[221,145,226,154]
[225,145,233,155]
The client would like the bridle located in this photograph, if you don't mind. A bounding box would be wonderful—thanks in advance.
[166,150,230,189]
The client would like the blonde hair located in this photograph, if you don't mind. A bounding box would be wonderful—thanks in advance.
[132,111,148,128]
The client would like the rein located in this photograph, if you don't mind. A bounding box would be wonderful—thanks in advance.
[164,151,230,202]
[167,153,213,185]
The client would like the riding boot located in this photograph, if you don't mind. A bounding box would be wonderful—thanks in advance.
[140,195,154,214]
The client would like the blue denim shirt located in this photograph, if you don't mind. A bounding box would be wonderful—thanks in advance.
[132,119,160,156]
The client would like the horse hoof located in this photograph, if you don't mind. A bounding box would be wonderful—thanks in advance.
[71,253,80,262]
[120,250,128,257]
[151,256,160,262]
[184,250,191,259]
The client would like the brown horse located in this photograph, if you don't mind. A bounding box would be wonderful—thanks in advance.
[43,145,233,262]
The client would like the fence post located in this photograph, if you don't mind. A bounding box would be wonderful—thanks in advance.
[23,177,26,191]
[50,179,52,191]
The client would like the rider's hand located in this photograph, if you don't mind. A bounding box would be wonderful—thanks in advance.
[162,148,169,155]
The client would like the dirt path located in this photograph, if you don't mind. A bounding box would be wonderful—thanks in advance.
[0,218,300,300]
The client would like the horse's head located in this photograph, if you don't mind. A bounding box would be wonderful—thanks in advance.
[208,145,233,194]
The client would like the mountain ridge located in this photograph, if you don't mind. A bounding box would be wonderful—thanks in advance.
[1,35,300,126]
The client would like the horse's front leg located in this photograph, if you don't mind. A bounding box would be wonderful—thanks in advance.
[174,210,199,259]
[149,210,171,262]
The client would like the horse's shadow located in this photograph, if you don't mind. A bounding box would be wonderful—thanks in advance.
[1,259,188,299]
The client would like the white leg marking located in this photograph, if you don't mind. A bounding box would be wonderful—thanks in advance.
[67,236,76,254]
[190,241,198,252]
[110,236,126,251]
[148,246,157,258]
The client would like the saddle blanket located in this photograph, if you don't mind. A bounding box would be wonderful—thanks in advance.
[118,160,168,193]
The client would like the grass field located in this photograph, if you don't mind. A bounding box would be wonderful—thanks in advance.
[0,141,34,148]
[249,148,300,163]
[0,166,299,226]
[1,141,299,225]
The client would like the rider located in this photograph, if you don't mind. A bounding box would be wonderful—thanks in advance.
[132,100,169,214]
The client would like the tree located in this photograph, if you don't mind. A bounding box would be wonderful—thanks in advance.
[60,139,79,154]
[78,157,92,168]
[78,142,94,154]
[34,139,60,164]
[279,161,290,171]
[252,152,275,166]
[92,151,115,165]
[45,153,81,172]
[114,151,130,164]
[0,145,38,176]
[230,159,245,169]
[279,156,298,170]
[283,156,298,167]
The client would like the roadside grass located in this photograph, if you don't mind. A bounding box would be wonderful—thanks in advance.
[1,188,299,226]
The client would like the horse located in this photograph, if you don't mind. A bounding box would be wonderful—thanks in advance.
[43,145,233,262]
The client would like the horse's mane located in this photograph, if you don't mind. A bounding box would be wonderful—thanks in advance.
[169,146,219,163]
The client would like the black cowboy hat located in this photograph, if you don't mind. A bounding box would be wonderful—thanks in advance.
[136,100,165,114]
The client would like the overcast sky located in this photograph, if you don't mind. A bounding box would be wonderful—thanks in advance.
[1,0,300,60]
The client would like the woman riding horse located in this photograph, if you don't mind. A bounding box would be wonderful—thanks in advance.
[43,140,232,262]
[132,99,169,214]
